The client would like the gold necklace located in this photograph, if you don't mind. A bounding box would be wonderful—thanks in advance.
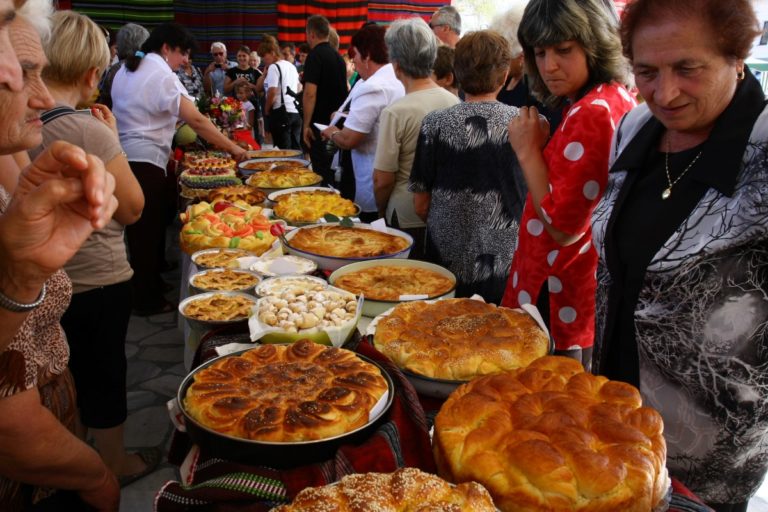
[662,138,702,200]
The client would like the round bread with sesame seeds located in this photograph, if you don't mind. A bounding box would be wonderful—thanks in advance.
[269,467,498,512]
[373,298,549,381]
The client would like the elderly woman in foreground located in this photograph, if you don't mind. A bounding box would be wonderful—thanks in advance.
[0,3,121,510]
[592,0,768,509]
[409,30,526,304]
[373,17,459,259]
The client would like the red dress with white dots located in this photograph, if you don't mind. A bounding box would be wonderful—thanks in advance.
[502,82,636,361]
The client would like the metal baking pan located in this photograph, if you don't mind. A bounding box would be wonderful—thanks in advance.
[177,347,395,468]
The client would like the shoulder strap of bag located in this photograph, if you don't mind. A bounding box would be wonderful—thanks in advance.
[40,106,77,124]
[275,62,286,108]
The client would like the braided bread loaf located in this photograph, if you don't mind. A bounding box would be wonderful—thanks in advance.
[434,356,669,512]
[184,340,388,442]
[270,467,497,511]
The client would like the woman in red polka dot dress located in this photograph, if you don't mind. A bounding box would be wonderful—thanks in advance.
[501,0,636,367]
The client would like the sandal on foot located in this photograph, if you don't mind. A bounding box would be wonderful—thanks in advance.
[118,446,163,487]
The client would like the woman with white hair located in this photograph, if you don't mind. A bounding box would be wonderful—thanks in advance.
[491,1,561,131]
[98,23,149,109]
[0,2,121,510]
[373,17,459,258]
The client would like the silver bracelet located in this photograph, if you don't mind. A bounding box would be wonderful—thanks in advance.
[0,283,46,312]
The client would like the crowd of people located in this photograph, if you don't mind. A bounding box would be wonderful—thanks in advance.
[0,0,765,510]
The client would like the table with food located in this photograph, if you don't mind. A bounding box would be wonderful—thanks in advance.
[161,148,715,512]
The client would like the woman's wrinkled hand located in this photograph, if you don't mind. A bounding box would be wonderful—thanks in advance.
[0,141,118,287]
[508,106,550,160]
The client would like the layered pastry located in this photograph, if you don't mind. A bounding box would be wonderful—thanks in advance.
[182,150,236,170]
[287,225,410,259]
[373,298,549,381]
[179,166,241,190]
[179,200,275,255]
[270,467,497,512]
[273,190,358,224]
[334,265,454,301]
[183,340,388,441]
[434,356,670,512]
[191,269,260,292]
[183,293,255,322]
[193,248,251,269]
[246,168,322,189]
[208,185,266,205]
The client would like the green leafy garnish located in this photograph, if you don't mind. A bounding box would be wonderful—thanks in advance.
[323,213,340,223]
[229,237,241,248]
[255,231,264,239]
[323,213,355,227]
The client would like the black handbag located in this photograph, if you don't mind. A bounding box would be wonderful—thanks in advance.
[268,63,289,131]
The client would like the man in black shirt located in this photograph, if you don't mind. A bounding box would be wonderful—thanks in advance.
[301,15,348,185]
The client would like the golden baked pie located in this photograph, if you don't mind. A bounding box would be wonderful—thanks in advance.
[179,201,275,255]
[193,249,251,269]
[183,293,255,322]
[192,269,260,291]
[241,160,307,172]
[270,467,497,512]
[183,340,388,441]
[246,149,303,158]
[434,356,670,512]
[207,185,266,205]
[373,298,549,380]
[273,190,358,223]
[246,168,321,189]
[288,225,410,259]
[335,265,454,301]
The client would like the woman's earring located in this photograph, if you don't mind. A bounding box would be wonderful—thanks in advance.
[737,68,746,80]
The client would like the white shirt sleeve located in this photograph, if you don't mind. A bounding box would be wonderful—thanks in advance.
[344,84,387,135]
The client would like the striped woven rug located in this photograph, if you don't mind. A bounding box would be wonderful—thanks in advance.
[277,0,368,49]
[367,0,447,25]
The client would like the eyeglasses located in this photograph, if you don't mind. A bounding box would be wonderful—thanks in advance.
[429,23,447,30]
[212,52,224,56]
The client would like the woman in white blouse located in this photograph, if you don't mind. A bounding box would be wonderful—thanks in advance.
[112,22,246,315]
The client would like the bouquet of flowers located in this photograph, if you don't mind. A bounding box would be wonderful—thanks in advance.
[203,94,246,131]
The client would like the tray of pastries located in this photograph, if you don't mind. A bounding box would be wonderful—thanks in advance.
[179,291,256,330]
[270,188,359,225]
[329,259,456,316]
[179,200,276,256]
[245,168,322,191]
[245,149,304,159]
[178,340,394,467]
[270,467,498,511]
[191,248,254,270]
[282,223,413,271]
[189,268,261,294]
[207,185,266,205]
[368,298,550,397]
[237,157,310,176]
[434,355,671,512]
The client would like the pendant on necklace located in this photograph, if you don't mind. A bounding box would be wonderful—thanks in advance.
[661,188,672,200]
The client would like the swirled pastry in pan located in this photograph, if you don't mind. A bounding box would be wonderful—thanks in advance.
[334,265,454,301]
[193,249,250,269]
[246,168,321,188]
[192,269,259,291]
[288,225,410,258]
[183,340,388,442]
[270,467,497,512]
[373,298,549,380]
[434,356,670,512]
[183,293,255,321]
